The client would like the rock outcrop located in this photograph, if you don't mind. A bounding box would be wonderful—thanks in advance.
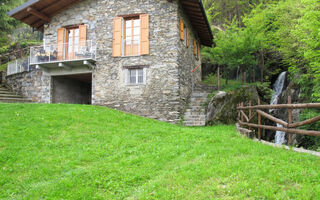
[206,86,262,125]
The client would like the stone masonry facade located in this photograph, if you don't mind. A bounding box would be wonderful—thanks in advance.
[6,0,202,124]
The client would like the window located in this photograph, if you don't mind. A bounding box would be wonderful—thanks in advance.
[183,26,187,47]
[129,68,144,84]
[112,14,149,57]
[125,17,140,56]
[180,19,189,48]
[57,25,87,61]
[194,39,199,60]
[67,27,79,59]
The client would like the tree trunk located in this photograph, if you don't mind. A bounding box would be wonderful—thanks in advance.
[244,71,247,84]
[260,50,264,83]
[240,68,243,85]
[217,66,221,91]
[253,68,256,82]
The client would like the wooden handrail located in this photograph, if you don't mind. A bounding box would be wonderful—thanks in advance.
[239,121,320,137]
[289,116,320,128]
[237,103,320,110]
[256,110,288,127]
[192,63,201,73]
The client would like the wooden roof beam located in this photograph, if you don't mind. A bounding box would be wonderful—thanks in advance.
[27,7,50,22]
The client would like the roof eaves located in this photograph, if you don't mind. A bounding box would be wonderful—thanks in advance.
[7,0,40,16]
[197,0,213,46]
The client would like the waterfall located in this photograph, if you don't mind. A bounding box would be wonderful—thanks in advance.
[270,71,287,144]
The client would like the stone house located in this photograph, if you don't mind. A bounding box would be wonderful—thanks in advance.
[7,0,213,124]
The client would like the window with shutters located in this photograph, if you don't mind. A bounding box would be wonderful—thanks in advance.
[124,17,140,56]
[113,14,149,57]
[180,19,189,48]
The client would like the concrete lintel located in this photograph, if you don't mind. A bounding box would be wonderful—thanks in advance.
[58,63,72,70]
[36,65,49,73]
[83,60,94,70]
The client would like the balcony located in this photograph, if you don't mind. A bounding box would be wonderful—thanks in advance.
[30,40,96,69]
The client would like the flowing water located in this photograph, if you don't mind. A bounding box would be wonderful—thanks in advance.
[270,71,287,144]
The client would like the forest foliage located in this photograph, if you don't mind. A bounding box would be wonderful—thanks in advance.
[0,0,40,62]
[202,0,320,102]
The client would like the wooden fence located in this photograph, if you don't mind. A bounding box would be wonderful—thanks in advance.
[237,96,320,145]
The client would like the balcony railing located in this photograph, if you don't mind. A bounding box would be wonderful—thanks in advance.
[30,40,96,65]
[7,57,32,76]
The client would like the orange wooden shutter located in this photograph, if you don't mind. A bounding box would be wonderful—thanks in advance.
[180,19,184,41]
[113,17,122,57]
[186,28,189,47]
[193,39,197,56]
[140,14,149,55]
[57,28,65,60]
[79,24,87,51]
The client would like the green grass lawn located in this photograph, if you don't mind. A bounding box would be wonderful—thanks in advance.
[1,104,320,199]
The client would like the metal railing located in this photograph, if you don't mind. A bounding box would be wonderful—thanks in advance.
[7,57,31,76]
[30,40,96,65]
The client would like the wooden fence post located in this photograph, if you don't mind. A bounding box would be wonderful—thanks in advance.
[288,96,293,145]
[241,102,244,122]
[249,100,252,119]
[258,98,261,140]
[244,71,247,84]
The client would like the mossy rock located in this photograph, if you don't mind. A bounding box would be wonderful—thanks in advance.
[206,85,264,125]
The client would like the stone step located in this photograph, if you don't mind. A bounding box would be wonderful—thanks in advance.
[0,90,16,94]
[184,122,206,127]
[194,84,216,91]
[0,88,9,92]
[184,116,206,122]
[192,93,209,97]
[186,106,206,112]
[0,97,31,103]
[185,109,205,113]
[184,110,205,114]
[0,93,22,98]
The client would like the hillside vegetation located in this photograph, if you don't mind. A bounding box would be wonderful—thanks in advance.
[0,104,320,199]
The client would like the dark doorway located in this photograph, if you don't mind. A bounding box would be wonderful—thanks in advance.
[52,73,92,104]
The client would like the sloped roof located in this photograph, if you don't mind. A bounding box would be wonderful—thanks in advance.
[8,0,213,46]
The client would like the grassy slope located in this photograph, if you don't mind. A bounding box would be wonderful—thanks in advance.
[0,104,320,199]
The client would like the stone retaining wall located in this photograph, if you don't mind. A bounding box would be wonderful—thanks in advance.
[5,70,51,103]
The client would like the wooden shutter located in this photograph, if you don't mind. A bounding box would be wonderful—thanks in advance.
[79,24,87,51]
[194,39,197,56]
[140,14,149,55]
[113,17,122,57]
[57,28,65,60]
[186,28,189,47]
[180,19,184,41]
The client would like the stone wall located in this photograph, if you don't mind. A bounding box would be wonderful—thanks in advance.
[177,1,202,110]
[5,70,51,103]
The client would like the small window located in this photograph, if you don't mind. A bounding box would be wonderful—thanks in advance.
[128,69,144,84]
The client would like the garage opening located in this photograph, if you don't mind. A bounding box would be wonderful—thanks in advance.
[52,73,92,104]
